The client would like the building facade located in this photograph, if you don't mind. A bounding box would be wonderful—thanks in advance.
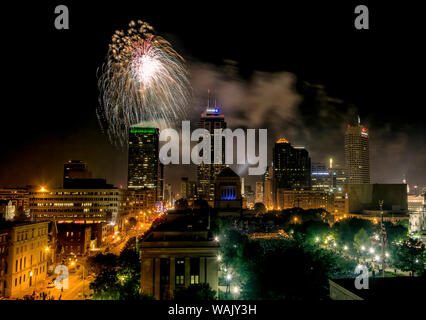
[214,167,243,212]
[63,160,92,188]
[128,126,163,201]
[273,138,311,207]
[0,221,49,298]
[28,187,124,225]
[56,223,92,257]
[140,214,219,300]
[276,189,334,212]
[255,182,264,204]
[197,97,227,204]
[311,162,332,191]
[262,166,274,210]
[0,188,29,212]
[344,122,370,184]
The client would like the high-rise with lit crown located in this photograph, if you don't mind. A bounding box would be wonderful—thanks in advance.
[344,117,370,184]
[196,90,226,203]
[127,126,163,200]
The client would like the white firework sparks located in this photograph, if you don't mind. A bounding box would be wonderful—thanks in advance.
[97,20,191,146]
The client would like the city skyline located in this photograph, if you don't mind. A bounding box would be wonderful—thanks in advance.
[0,2,425,306]
[1,3,426,193]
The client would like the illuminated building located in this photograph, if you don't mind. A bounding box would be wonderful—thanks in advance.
[275,189,334,212]
[0,187,29,212]
[255,182,264,204]
[263,165,274,210]
[0,221,49,298]
[28,186,125,225]
[214,167,242,212]
[344,118,370,184]
[0,200,15,221]
[181,177,188,199]
[244,185,255,209]
[196,92,226,204]
[127,126,163,201]
[180,177,197,204]
[140,213,219,300]
[56,223,92,257]
[333,163,347,192]
[311,162,332,191]
[273,138,311,206]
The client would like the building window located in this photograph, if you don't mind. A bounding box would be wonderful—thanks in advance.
[175,258,185,286]
[190,258,200,284]
[160,258,170,284]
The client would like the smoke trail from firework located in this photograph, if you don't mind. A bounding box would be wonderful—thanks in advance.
[97,20,191,145]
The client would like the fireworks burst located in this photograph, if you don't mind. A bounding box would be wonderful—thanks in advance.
[97,20,191,145]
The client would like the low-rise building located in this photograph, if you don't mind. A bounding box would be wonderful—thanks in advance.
[276,189,334,213]
[0,221,49,298]
[28,186,124,225]
[57,223,92,257]
[140,213,219,300]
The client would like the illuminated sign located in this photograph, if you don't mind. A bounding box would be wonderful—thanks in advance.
[312,172,329,176]
[361,131,368,136]
[207,108,220,114]
[130,127,156,134]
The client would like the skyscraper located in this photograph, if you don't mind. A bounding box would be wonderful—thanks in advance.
[344,118,370,184]
[127,126,163,200]
[196,91,226,203]
[255,181,264,204]
[273,138,311,190]
[263,165,274,209]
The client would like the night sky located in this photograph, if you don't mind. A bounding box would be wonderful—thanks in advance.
[1,1,425,194]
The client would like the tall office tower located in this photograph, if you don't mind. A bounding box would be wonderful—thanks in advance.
[273,138,311,191]
[255,182,264,204]
[63,160,92,187]
[181,177,189,199]
[127,126,163,201]
[196,91,226,202]
[344,117,370,184]
[311,162,332,191]
[263,165,274,209]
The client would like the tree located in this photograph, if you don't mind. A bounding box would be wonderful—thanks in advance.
[391,238,425,276]
[333,218,375,249]
[174,283,216,301]
[296,220,331,245]
[353,228,371,251]
[86,253,118,275]
[90,247,147,300]
[384,222,408,244]
[242,239,338,300]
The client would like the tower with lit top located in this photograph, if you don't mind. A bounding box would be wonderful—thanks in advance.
[344,117,370,184]
[196,90,227,203]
